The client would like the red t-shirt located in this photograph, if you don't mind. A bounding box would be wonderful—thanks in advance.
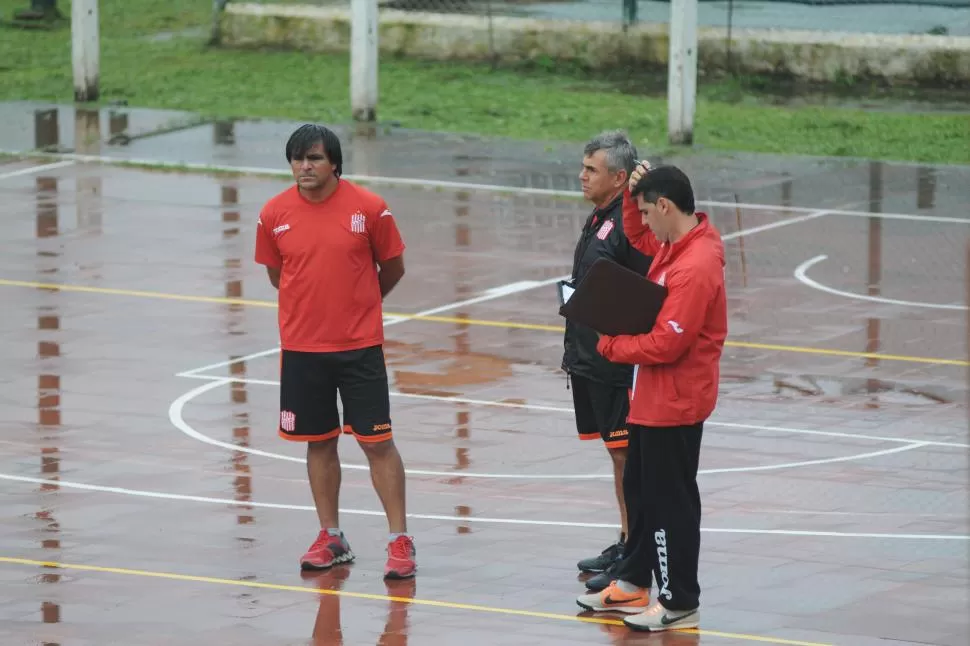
[254,179,406,352]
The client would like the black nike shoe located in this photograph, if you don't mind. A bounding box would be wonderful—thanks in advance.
[585,560,620,591]
[577,539,623,573]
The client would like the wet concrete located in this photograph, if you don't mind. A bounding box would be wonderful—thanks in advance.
[0,101,207,154]
[0,102,968,645]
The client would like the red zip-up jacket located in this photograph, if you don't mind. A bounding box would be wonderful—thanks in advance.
[596,189,727,427]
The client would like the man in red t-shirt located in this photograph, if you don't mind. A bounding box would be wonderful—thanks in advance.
[254,124,415,579]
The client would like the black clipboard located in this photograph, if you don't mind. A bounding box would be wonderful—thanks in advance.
[558,258,667,336]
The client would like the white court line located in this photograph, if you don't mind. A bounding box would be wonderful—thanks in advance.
[170,378,608,479]
[169,378,946,480]
[719,209,831,238]
[1,472,965,540]
[176,277,570,377]
[177,347,282,378]
[388,278,571,319]
[4,149,966,224]
[0,160,75,181]
[183,374,576,413]
[699,442,927,474]
[708,420,968,449]
[795,255,967,311]
[177,372,970,449]
[715,202,968,225]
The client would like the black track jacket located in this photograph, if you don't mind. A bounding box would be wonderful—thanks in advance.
[561,192,653,388]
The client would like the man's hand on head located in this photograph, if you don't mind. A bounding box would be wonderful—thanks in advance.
[628,160,652,192]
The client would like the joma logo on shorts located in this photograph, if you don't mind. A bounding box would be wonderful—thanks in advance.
[609,429,628,438]
[372,423,392,432]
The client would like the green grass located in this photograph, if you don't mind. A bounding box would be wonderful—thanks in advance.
[2,0,969,164]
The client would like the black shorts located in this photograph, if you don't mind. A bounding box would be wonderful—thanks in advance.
[278,345,392,444]
[570,373,630,449]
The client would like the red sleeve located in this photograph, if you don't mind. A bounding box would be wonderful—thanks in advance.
[254,207,282,268]
[623,188,662,256]
[597,266,712,365]
[369,201,406,262]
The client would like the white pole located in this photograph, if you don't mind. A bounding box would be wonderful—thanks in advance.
[350,0,379,122]
[667,0,698,145]
[72,0,100,102]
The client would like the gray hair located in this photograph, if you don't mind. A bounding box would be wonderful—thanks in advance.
[583,130,638,177]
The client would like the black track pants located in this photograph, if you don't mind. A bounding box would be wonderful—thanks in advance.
[612,422,704,611]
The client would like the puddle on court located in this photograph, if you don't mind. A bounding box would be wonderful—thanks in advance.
[300,568,417,644]
[721,370,961,409]
[0,101,208,154]
[386,341,515,391]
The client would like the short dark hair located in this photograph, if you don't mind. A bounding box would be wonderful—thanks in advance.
[285,124,343,177]
[630,165,695,215]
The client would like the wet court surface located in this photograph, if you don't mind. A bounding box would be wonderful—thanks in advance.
[1,103,969,645]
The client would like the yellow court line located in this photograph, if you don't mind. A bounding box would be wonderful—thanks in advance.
[0,557,832,646]
[0,278,276,308]
[414,312,564,332]
[724,340,968,367]
[404,316,969,366]
[1,277,965,367]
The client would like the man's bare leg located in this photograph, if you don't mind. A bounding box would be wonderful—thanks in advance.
[359,438,407,533]
[608,446,629,539]
[300,436,354,570]
[576,442,628,577]
[360,436,415,578]
[307,437,341,528]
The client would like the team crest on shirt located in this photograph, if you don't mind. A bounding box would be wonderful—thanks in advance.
[596,220,614,240]
[350,211,366,233]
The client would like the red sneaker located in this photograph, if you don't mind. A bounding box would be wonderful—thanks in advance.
[300,530,354,570]
[384,535,417,579]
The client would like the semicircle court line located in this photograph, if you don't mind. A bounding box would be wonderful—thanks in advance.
[177,373,970,448]
[169,378,937,480]
[1,472,966,541]
[794,255,968,311]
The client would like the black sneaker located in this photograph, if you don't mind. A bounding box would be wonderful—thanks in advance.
[584,561,619,591]
[577,540,623,573]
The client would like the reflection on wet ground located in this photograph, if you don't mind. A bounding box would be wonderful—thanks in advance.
[0,103,968,646]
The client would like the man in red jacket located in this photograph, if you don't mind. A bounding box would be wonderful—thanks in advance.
[576,163,727,632]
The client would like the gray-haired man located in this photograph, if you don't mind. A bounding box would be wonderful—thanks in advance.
[562,130,653,590]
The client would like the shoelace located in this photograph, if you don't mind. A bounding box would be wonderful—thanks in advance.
[311,533,339,552]
[389,537,413,560]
